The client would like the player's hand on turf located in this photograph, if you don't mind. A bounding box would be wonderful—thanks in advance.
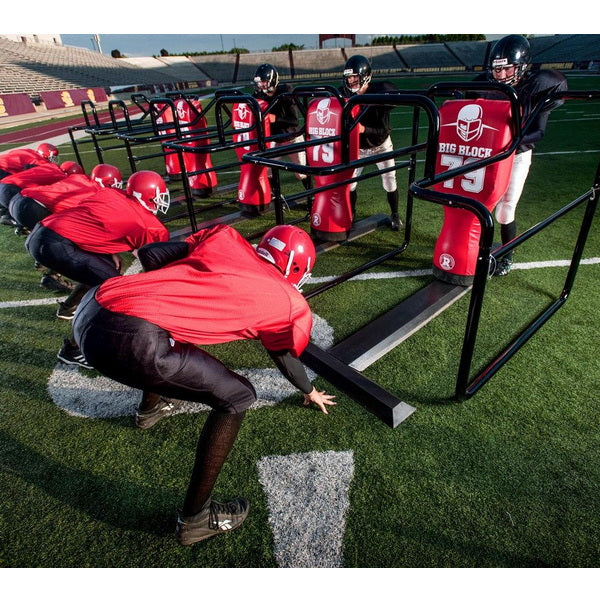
[303,387,336,414]
[111,253,124,273]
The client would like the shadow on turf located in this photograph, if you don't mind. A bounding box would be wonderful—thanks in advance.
[0,430,176,536]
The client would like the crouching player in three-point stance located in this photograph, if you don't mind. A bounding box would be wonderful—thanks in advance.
[72,223,336,545]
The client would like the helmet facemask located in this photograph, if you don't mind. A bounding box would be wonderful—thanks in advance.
[93,176,123,189]
[91,165,123,189]
[37,143,59,163]
[288,253,313,291]
[488,35,530,86]
[153,189,171,214]
[490,58,526,86]
[256,225,316,291]
[253,64,278,95]
[343,69,371,95]
[133,188,170,215]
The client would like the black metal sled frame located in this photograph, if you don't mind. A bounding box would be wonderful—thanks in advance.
[245,84,600,427]
[410,87,600,401]
[68,94,152,167]
[243,88,444,427]
[114,92,251,225]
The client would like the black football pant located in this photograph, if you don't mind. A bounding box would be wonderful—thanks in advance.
[73,289,256,414]
[25,224,120,286]
[0,183,21,210]
[9,194,50,230]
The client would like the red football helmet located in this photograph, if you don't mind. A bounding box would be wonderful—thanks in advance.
[60,161,84,175]
[126,170,170,214]
[90,164,123,189]
[256,225,316,290]
[36,143,59,162]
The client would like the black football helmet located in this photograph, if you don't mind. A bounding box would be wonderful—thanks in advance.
[488,35,531,85]
[343,55,372,95]
[253,63,279,94]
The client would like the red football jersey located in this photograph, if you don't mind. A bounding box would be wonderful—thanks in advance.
[95,225,313,356]
[22,174,101,213]
[40,187,169,253]
[0,148,48,174]
[1,162,66,188]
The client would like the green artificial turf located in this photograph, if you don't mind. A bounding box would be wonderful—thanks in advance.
[1,72,599,569]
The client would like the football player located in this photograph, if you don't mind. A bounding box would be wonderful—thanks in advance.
[25,170,170,361]
[252,64,311,192]
[72,223,335,545]
[9,163,121,232]
[0,146,63,226]
[341,55,401,230]
[10,164,123,306]
[481,35,568,276]
[0,143,59,179]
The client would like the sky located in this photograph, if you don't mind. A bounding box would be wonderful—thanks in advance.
[4,0,589,57]
[59,34,444,57]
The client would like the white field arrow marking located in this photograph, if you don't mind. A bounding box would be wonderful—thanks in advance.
[257,450,355,568]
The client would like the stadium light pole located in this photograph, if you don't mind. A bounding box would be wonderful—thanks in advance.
[93,34,103,54]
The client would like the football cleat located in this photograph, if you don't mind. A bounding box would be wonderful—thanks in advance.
[390,213,403,231]
[56,301,77,321]
[176,497,250,546]
[493,257,513,277]
[40,273,75,293]
[135,397,183,429]
[57,338,93,369]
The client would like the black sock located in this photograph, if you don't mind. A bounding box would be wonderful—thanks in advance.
[182,410,246,516]
[350,190,357,221]
[139,391,162,412]
[387,190,399,215]
[501,221,517,260]
[63,283,91,308]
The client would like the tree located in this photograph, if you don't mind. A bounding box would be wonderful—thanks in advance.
[272,43,305,52]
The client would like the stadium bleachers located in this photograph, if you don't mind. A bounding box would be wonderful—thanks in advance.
[155,55,213,82]
[119,56,197,83]
[530,34,600,64]
[1,34,599,103]
[0,36,187,95]
[444,41,490,70]
[291,48,346,78]
[344,46,406,73]
[396,43,465,72]
[237,52,293,81]
[187,54,239,85]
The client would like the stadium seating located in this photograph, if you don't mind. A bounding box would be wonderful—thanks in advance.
[290,48,346,78]
[187,54,239,85]
[396,43,465,72]
[444,41,489,70]
[237,52,293,81]
[0,37,186,95]
[530,34,600,65]
[1,35,599,102]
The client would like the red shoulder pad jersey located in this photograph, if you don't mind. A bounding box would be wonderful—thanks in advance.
[95,225,313,357]
[0,148,48,174]
[1,162,66,187]
[21,174,101,213]
[40,187,169,253]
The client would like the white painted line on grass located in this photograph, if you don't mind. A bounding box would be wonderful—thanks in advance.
[3,258,598,309]
[308,257,600,285]
[257,450,355,568]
